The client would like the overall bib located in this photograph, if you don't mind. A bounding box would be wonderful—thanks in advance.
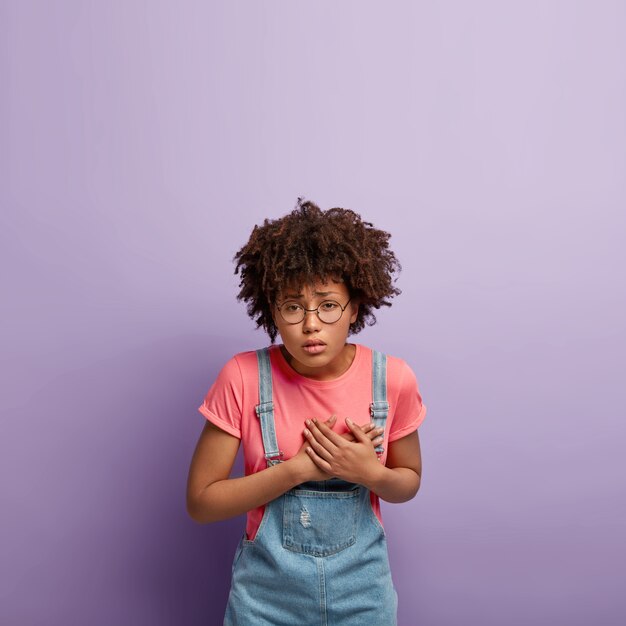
[224,348,398,626]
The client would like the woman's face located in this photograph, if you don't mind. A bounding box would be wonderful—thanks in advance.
[273,278,359,380]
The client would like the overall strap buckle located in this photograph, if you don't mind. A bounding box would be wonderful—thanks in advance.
[255,401,274,417]
[370,400,390,419]
[264,450,284,463]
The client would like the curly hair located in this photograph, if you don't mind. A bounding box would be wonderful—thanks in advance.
[233,198,401,342]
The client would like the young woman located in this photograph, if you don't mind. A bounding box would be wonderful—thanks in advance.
[187,199,427,625]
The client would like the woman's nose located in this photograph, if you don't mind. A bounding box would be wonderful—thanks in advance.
[302,309,321,332]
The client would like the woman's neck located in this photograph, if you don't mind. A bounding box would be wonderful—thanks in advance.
[280,343,356,381]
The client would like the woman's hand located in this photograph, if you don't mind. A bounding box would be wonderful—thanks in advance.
[291,434,335,483]
[290,416,384,484]
[303,417,384,485]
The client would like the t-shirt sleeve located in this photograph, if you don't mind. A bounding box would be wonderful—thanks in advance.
[197,356,244,439]
[388,359,427,442]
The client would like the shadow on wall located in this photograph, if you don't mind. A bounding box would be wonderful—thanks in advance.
[2,332,251,626]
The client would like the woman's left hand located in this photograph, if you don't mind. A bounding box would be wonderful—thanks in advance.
[303,417,384,485]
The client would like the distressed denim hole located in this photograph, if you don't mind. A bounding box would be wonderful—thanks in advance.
[283,486,360,557]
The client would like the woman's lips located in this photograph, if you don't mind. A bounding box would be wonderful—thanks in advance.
[302,343,326,355]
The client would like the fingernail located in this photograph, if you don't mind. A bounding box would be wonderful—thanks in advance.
[346,418,353,425]
[305,419,311,426]
[304,429,310,436]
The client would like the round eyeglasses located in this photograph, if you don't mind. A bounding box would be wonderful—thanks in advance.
[276,299,352,325]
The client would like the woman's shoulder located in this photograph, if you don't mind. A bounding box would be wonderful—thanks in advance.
[355,343,420,390]
[223,344,292,381]
[219,347,266,379]
[355,343,413,372]
[229,348,260,365]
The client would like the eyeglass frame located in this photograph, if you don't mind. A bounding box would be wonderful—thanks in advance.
[275,297,353,325]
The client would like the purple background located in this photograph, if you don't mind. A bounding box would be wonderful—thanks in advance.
[2,1,625,625]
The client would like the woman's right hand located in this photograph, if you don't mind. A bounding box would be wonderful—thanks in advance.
[290,415,384,483]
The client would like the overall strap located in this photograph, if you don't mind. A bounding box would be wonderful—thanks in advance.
[370,350,389,455]
[255,348,283,466]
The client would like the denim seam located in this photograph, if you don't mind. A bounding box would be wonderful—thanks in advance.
[318,557,327,626]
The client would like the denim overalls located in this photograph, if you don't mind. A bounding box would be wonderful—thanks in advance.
[223,348,398,626]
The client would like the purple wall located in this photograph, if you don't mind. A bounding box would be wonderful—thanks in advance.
[2,1,625,625]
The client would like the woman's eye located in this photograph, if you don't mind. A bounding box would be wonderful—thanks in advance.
[321,301,339,310]
[285,304,302,312]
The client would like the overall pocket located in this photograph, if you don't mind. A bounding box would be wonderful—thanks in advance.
[283,484,360,557]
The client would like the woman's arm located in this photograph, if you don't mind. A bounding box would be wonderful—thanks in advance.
[186,418,386,524]
[304,418,422,503]
[186,421,312,524]
[366,430,422,503]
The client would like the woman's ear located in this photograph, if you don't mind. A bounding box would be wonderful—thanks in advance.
[349,299,359,324]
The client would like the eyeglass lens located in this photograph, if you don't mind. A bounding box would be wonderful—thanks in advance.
[279,300,344,324]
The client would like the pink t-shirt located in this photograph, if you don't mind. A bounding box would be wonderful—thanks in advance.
[198,343,427,541]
